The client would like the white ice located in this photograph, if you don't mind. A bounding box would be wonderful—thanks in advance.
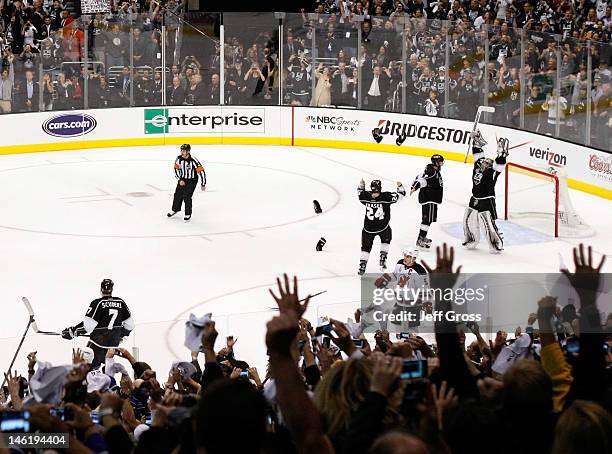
[0,145,610,375]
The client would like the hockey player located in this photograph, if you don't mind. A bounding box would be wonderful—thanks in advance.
[374,248,430,330]
[410,154,444,249]
[462,131,509,253]
[358,179,406,275]
[62,279,134,367]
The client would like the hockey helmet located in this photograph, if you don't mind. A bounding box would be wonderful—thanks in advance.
[403,248,420,259]
[180,143,191,153]
[478,158,494,170]
[101,279,114,294]
[370,180,382,193]
[431,154,445,166]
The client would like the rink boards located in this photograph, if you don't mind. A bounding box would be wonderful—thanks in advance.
[0,105,609,199]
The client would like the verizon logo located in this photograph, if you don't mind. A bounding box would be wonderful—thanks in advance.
[529,147,567,167]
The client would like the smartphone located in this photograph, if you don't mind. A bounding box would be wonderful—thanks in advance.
[51,407,74,421]
[566,337,579,354]
[0,411,31,432]
[400,360,427,380]
[145,414,152,425]
[322,336,331,349]
[396,332,412,340]
[240,369,249,378]
[352,339,365,348]
[315,324,333,337]
[90,411,99,424]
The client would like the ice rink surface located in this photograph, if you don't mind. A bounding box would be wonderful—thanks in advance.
[0,145,610,374]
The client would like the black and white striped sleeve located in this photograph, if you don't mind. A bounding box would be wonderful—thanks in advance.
[193,157,207,186]
[174,157,182,180]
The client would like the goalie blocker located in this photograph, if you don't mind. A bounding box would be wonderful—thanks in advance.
[462,132,508,253]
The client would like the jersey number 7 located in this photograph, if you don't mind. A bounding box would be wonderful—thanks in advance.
[106,309,118,330]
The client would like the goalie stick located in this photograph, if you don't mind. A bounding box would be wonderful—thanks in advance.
[464,106,496,164]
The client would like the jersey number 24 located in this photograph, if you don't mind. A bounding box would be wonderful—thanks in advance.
[366,205,385,220]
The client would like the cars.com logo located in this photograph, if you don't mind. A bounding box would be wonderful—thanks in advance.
[42,114,97,137]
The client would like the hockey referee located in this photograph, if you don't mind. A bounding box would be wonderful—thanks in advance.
[167,144,207,221]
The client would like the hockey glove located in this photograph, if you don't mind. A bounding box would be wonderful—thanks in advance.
[120,328,132,338]
[372,128,383,143]
[61,326,76,340]
[374,273,392,288]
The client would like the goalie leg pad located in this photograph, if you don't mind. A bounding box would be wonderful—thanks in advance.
[479,210,503,253]
[462,207,480,248]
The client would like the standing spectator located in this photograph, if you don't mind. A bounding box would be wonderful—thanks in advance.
[167,75,185,106]
[331,61,351,106]
[184,73,205,106]
[116,66,131,107]
[227,59,247,104]
[245,62,265,102]
[206,73,220,105]
[365,65,390,110]
[17,44,38,72]
[0,51,15,113]
[38,15,53,43]
[16,69,39,112]
[311,63,332,107]
[105,24,127,69]
[41,71,55,111]
[54,71,73,110]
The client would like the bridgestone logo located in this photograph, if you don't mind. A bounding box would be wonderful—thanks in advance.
[378,120,471,144]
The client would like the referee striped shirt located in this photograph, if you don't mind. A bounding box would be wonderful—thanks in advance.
[174,155,207,186]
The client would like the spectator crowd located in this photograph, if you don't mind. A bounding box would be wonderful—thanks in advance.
[0,0,611,147]
[0,243,611,454]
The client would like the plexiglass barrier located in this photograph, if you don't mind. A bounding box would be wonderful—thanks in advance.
[0,13,610,151]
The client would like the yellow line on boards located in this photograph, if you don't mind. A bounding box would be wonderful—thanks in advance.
[0,136,608,199]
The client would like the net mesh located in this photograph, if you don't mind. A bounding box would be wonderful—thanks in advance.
[505,164,595,238]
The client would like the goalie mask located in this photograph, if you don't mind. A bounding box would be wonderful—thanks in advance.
[370,180,382,193]
[478,158,494,171]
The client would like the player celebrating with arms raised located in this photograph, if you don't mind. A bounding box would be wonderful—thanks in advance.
[358,179,406,275]
[463,131,509,253]
[62,279,134,367]
[410,154,444,249]
[167,144,206,221]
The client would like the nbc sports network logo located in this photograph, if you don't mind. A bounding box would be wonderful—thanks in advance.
[144,108,169,134]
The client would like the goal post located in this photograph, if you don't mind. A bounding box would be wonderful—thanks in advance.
[505,163,559,237]
[504,162,594,238]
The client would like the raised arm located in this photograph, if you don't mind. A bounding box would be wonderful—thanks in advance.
[267,275,333,454]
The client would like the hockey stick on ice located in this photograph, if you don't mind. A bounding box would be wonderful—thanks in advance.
[268,290,327,311]
[464,106,496,163]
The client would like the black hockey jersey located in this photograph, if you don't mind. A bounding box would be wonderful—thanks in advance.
[358,186,406,233]
[83,296,134,342]
[412,164,443,204]
[471,148,506,199]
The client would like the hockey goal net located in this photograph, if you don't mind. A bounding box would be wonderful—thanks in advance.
[504,163,594,238]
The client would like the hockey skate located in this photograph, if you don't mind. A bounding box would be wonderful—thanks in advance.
[416,237,430,249]
[379,252,388,271]
[184,215,191,221]
[167,211,179,217]
[358,260,367,276]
